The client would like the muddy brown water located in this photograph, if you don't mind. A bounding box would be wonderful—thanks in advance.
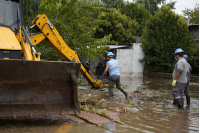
[0,76,199,133]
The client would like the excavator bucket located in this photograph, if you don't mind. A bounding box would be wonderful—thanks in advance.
[0,59,81,119]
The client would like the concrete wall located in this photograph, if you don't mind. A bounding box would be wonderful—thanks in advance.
[117,43,144,77]
[188,25,199,43]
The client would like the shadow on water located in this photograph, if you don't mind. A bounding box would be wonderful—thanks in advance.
[0,76,198,133]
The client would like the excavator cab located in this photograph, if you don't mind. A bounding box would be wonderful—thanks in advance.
[0,0,23,33]
[0,0,23,59]
[0,0,81,119]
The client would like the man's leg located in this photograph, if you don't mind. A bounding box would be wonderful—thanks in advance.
[116,81,128,99]
[172,87,178,106]
[173,98,177,105]
[108,80,115,97]
[172,82,186,110]
[184,82,190,105]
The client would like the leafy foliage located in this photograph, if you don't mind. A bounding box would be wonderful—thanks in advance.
[21,0,38,28]
[19,0,198,74]
[182,4,199,25]
[119,3,149,26]
[118,2,150,36]
[96,8,139,43]
[136,0,163,15]
[187,42,199,74]
[135,0,176,15]
[23,0,111,61]
[140,6,194,72]
[101,0,124,8]
[165,0,176,10]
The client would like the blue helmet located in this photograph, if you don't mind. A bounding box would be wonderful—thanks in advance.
[107,52,114,57]
[183,55,189,61]
[174,48,184,56]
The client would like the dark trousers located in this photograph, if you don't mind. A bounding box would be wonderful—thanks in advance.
[108,75,125,97]
[172,81,187,99]
[184,82,190,97]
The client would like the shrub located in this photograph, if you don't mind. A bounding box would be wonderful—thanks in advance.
[188,42,199,74]
[140,6,194,72]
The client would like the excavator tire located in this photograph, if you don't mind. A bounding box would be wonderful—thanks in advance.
[0,59,81,119]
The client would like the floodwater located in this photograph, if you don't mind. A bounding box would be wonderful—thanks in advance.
[0,76,199,133]
[114,77,199,133]
[77,77,199,133]
[116,77,199,133]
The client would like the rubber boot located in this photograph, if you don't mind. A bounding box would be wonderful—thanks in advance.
[177,98,184,110]
[182,98,184,107]
[173,98,177,105]
[109,89,114,97]
[186,96,190,105]
[118,87,128,99]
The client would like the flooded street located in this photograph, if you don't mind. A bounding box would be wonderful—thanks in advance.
[114,77,198,133]
[0,76,199,133]
[75,77,199,133]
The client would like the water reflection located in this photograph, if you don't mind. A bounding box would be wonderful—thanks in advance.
[171,112,190,133]
[121,77,143,90]
[54,123,74,133]
[105,122,116,133]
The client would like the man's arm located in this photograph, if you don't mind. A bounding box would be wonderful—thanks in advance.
[102,63,109,76]
[172,72,181,87]
[174,72,181,80]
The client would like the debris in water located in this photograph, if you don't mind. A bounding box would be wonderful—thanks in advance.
[137,101,143,104]
[123,107,139,114]
[114,108,120,113]
[133,90,141,93]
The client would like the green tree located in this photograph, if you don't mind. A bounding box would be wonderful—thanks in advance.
[188,42,199,74]
[140,6,194,72]
[135,0,176,15]
[118,2,150,36]
[23,0,111,61]
[182,4,199,25]
[136,0,163,15]
[101,0,124,8]
[166,0,176,10]
[21,0,37,27]
[96,8,139,43]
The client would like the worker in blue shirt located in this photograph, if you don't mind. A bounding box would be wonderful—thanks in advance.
[100,52,128,99]
[183,55,192,105]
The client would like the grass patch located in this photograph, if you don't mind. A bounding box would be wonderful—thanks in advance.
[126,100,136,107]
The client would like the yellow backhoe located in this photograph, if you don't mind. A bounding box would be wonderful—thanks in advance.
[0,0,103,119]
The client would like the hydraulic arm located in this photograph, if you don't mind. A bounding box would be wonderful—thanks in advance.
[31,14,103,88]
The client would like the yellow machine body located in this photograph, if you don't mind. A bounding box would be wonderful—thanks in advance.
[0,27,21,50]
[0,10,102,119]
[30,14,103,88]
